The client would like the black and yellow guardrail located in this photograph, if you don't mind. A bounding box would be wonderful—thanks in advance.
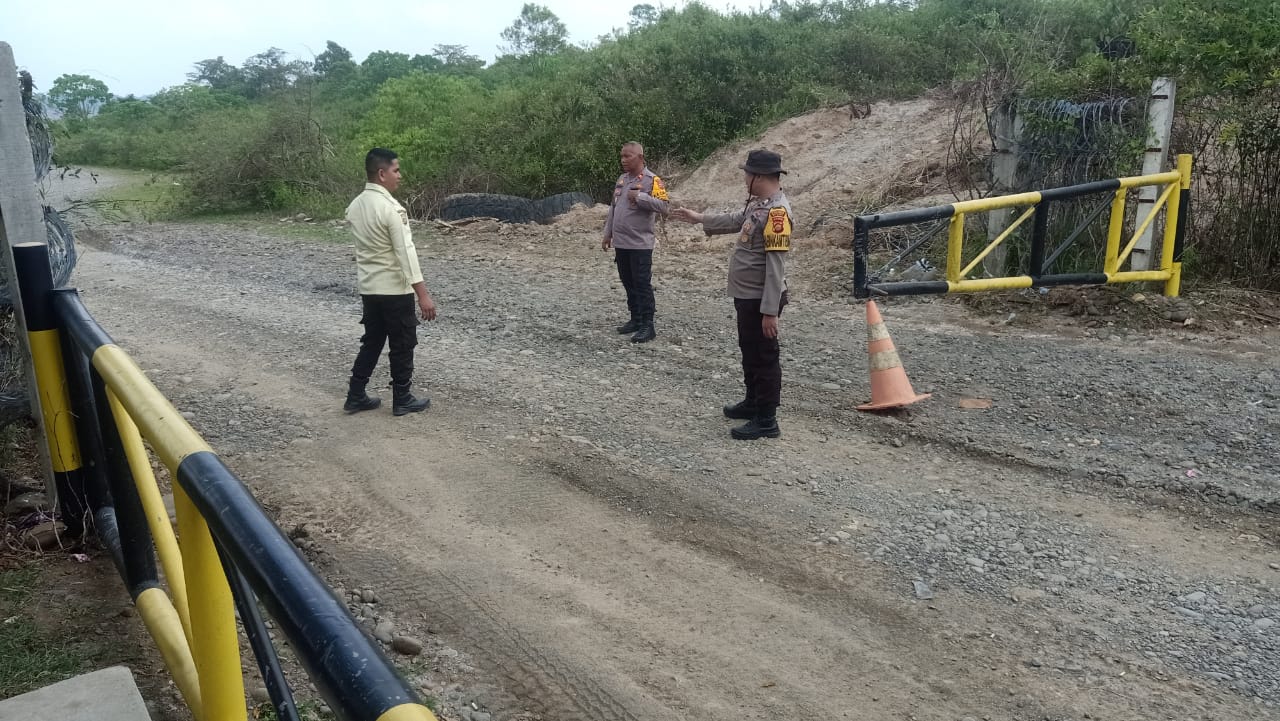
[13,246,436,721]
[853,154,1193,299]
[12,243,90,535]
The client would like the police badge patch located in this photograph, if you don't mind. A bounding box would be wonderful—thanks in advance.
[763,208,791,251]
[650,176,669,201]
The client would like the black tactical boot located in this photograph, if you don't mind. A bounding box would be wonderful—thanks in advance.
[617,316,641,334]
[722,399,756,420]
[391,383,430,416]
[343,379,381,414]
[730,408,781,440]
[630,316,656,343]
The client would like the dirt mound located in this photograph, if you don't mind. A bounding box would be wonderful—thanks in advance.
[668,98,970,245]
[543,97,974,247]
[550,202,609,228]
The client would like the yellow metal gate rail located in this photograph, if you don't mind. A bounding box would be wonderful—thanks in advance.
[853,154,1193,298]
[11,240,437,721]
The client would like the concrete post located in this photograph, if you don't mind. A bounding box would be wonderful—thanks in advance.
[984,102,1023,277]
[0,42,57,499]
[1132,77,1176,271]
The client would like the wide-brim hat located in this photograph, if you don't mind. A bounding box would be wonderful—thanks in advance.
[740,148,787,175]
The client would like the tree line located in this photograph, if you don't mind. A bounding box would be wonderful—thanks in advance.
[38,0,1280,288]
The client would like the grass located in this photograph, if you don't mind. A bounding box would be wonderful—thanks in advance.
[251,699,335,721]
[62,168,184,222]
[209,213,353,244]
[0,566,86,699]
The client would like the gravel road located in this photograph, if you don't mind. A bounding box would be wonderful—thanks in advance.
[56,177,1280,720]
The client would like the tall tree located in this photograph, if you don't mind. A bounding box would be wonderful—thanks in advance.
[314,41,356,78]
[188,56,245,92]
[241,48,309,98]
[360,51,414,86]
[629,4,660,30]
[500,3,569,56]
[431,44,486,74]
[48,74,111,118]
[410,54,445,73]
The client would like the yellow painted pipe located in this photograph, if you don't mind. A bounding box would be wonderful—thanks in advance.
[1164,154,1194,297]
[1115,182,1177,270]
[174,482,246,721]
[1159,173,1183,281]
[948,276,1034,293]
[946,214,965,283]
[28,330,81,472]
[91,345,212,472]
[106,387,193,646]
[1103,188,1127,275]
[1165,262,1183,298]
[1107,270,1173,284]
[135,587,203,720]
[960,205,1036,279]
[377,704,441,721]
[952,190,1042,214]
[1117,170,1181,189]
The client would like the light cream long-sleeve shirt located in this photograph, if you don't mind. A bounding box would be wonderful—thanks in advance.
[345,183,424,295]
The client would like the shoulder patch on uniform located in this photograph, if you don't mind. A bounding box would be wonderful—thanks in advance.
[763,207,792,251]
[650,176,669,201]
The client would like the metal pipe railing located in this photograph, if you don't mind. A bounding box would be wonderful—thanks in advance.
[853,155,1194,299]
[46,288,438,721]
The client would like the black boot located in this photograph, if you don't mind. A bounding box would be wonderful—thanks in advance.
[630,316,656,343]
[392,382,430,416]
[343,379,381,414]
[731,408,781,440]
[722,399,756,420]
[617,316,641,334]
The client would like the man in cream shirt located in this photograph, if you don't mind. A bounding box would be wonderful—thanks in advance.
[343,148,436,416]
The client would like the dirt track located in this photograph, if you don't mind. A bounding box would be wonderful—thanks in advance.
[59,177,1280,720]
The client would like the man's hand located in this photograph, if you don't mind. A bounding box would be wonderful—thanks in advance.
[670,207,703,224]
[418,291,437,322]
[601,235,612,250]
[627,183,642,205]
[762,314,779,339]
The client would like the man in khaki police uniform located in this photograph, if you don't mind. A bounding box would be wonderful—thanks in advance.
[602,141,670,343]
[343,148,436,416]
[671,149,793,440]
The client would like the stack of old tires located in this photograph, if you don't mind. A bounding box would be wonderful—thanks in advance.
[439,192,595,224]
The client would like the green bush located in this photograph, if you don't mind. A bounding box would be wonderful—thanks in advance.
[47,0,1280,287]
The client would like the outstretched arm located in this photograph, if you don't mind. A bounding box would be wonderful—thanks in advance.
[670,207,746,236]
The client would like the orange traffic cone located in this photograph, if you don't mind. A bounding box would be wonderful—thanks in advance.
[857,301,931,411]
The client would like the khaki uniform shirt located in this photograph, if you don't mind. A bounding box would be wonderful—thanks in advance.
[345,183,424,296]
[603,168,670,250]
[702,190,793,316]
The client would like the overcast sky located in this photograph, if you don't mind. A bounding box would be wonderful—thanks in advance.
[8,1,753,97]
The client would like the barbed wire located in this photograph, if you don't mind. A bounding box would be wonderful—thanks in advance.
[0,206,78,307]
[1015,97,1143,185]
[0,73,77,427]
[863,94,1146,284]
[21,70,53,182]
[1,73,79,306]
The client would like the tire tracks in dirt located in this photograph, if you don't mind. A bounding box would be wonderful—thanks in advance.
[66,223,1276,720]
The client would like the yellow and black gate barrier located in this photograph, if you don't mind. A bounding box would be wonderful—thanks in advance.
[13,247,435,721]
[854,154,1193,299]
